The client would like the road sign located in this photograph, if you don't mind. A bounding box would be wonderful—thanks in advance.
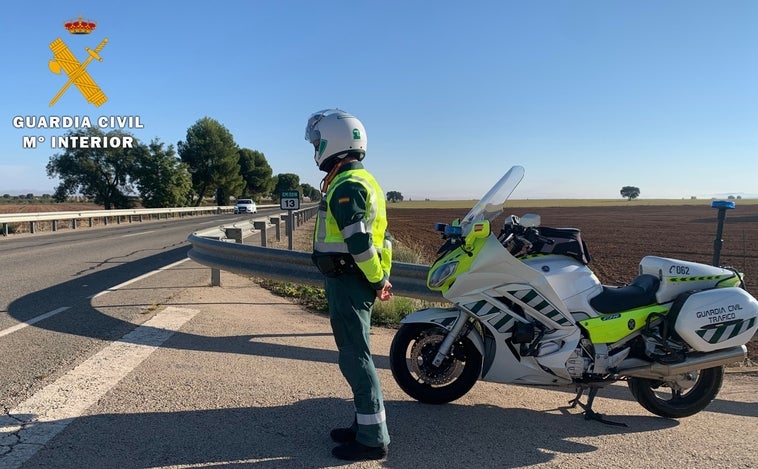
[280,191,300,210]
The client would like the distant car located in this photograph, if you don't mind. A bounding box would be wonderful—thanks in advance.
[234,199,257,214]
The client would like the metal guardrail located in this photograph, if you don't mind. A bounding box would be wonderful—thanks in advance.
[0,206,231,224]
[187,209,443,303]
[0,205,282,235]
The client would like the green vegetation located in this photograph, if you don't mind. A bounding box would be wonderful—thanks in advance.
[46,127,143,209]
[39,116,320,209]
[620,185,641,201]
[1,194,58,204]
[256,242,443,327]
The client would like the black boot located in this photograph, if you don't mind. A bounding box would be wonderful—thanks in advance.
[331,441,388,461]
[329,427,356,444]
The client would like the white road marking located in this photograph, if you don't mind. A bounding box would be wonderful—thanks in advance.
[146,457,291,468]
[0,307,70,338]
[0,306,200,469]
[89,257,190,299]
[120,230,156,238]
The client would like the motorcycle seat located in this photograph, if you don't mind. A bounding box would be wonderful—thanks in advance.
[589,274,660,314]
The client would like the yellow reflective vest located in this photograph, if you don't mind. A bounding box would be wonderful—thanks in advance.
[313,163,392,288]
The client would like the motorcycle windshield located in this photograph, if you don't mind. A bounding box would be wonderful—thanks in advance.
[460,165,525,236]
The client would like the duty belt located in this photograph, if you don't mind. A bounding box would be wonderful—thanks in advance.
[312,253,361,278]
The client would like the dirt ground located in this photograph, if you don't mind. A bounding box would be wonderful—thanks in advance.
[387,204,758,362]
[0,203,102,213]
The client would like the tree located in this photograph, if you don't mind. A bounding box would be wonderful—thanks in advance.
[134,139,193,207]
[178,117,244,206]
[272,173,301,200]
[386,190,404,203]
[46,128,141,209]
[238,148,274,201]
[620,186,641,201]
[301,183,321,202]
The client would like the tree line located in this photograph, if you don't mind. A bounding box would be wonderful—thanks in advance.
[46,117,322,209]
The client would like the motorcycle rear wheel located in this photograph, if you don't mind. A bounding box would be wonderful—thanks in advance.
[627,366,724,418]
[390,323,482,404]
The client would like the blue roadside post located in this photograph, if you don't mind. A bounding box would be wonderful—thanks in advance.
[711,200,735,266]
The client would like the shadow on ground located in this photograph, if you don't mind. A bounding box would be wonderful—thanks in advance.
[18,397,679,469]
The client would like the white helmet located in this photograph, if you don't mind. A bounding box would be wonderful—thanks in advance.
[305,109,367,170]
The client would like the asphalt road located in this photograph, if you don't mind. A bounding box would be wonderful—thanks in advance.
[0,210,276,409]
[1,214,756,468]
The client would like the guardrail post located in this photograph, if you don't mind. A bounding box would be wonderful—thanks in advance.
[286,214,295,250]
[2,223,8,236]
[211,268,221,286]
[270,217,281,241]
[254,221,267,247]
[52,220,58,232]
[72,219,77,229]
[89,217,94,227]
[226,227,243,244]
[29,221,35,233]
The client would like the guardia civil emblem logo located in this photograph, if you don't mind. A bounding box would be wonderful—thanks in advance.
[48,15,108,107]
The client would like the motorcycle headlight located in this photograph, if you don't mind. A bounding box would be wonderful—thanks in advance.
[428,261,459,288]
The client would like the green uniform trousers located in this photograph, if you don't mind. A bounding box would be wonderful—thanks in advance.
[325,273,390,447]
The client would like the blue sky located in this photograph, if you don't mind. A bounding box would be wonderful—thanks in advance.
[2,1,756,200]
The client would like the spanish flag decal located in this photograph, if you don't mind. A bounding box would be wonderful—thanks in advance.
[338,197,351,204]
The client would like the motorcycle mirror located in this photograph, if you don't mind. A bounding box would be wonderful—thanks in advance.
[520,213,541,228]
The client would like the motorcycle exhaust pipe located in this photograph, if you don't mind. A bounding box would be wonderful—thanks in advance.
[619,345,746,379]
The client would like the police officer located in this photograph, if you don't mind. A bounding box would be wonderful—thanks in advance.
[305,109,393,461]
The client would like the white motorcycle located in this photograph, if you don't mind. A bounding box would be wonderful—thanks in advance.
[390,166,757,424]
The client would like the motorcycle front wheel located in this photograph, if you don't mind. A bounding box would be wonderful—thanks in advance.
[627,366,724,418]
[389,323,482,404]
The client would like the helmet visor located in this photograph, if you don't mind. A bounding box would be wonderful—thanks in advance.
[305,110,331,146]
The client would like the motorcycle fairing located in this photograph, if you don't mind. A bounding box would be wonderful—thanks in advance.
[447,235,576,329]
[427,234,486,293]
[501,287,573,327]
[462,297,522,333]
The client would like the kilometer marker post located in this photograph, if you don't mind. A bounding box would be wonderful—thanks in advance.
[280,191,300,251]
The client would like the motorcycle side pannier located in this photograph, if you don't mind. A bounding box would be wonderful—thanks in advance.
[671,287,758,352]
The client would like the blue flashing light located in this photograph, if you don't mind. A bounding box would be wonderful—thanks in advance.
[711,200,735,210]
[445,225,463,237]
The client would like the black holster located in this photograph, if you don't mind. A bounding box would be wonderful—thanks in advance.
[312,253,360,278]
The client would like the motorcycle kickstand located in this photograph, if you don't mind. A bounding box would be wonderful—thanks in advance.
[569,386,627,427]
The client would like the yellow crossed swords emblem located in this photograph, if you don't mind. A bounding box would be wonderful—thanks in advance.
[48,37,108,107]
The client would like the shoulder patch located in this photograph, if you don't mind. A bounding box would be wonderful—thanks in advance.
[338,197,351,204]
